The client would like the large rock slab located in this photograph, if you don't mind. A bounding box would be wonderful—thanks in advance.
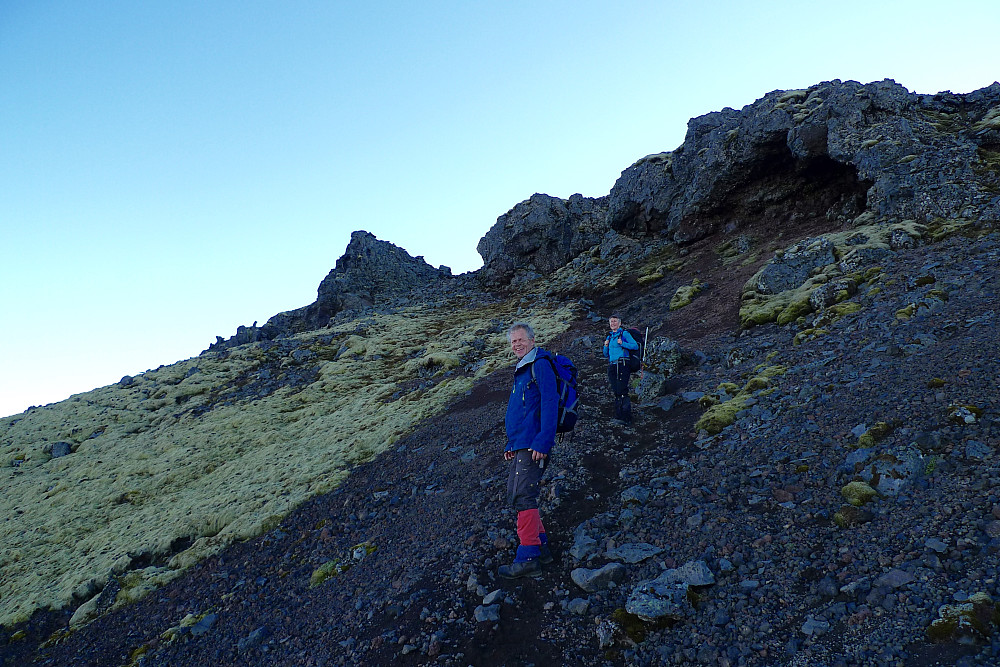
[625,560,716,622]
[746,237,836,295]
[606,543,664,564]
[571,563,626,593]
[476,193,608,285]
[856,446,924,496]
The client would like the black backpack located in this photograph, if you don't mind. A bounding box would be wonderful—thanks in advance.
[624,328,645,372]
[531,349,580,433]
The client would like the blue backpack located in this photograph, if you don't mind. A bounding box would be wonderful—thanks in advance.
[531,349,579,433]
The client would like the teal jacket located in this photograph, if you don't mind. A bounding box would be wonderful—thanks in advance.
[603,328,638,364]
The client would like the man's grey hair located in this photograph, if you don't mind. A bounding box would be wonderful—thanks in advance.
[507,322,535,341]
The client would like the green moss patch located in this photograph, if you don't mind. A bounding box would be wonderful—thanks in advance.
[637,271,664,286]
[695,366,785,435]
[973,107,1000,132]
[948,404,983,425]
[776,292,812,326]
[740,221,924,329]
[793,328,828,346]
[841,481,878,507]
[854,421,895,449]
[978,147,1000,180]
[610,607,673,644]
[926,592,1000,642]
[833,505,874,528]
[0,298,575,627]
[925,218,977,242]
[695,394,748,435]
[669,280,703,310]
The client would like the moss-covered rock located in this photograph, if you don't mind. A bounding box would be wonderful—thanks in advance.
[637,271,664,286]
[793,328,829,346]
[694,366,784,435]
[609,608,663,644]
[828,302,862,318]
[833,504,875,528]
[949,404,983,424]
[926,592,1000,643]
[926,218,977,243]
[669,280,703,310]
[776,293,813,325]
[718,382,741,395]
[739,221,925,329]
[695,395,748,435]
[841,481,878,507]
[310,559,348,587]
[854,421,894,449]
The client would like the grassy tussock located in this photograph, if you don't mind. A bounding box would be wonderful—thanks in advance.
[0,299,575,626]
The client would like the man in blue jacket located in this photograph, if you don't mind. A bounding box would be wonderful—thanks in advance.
[603,314,639,425]
[499,322,557,579]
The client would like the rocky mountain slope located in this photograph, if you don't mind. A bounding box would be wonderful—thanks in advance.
[3,78,1000,666]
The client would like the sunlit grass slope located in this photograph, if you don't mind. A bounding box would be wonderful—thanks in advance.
[1,298,576,627]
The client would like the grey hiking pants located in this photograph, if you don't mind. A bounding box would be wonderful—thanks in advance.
[506,448,549,512]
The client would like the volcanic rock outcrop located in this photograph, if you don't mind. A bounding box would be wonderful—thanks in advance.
[476,193,608,285]
[210,231,452,349]
[478,78,1000,285]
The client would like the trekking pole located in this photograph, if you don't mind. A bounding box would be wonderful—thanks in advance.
[640,326,649,379]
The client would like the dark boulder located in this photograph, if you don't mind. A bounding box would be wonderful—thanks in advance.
[49,442,72,458]
[476,193,608,286]
[316,231,449,313]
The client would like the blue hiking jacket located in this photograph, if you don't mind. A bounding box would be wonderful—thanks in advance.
[505,348,558,455]
[603,328,638,364]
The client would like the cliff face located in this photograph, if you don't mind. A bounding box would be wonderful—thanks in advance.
[4,79,1000,667]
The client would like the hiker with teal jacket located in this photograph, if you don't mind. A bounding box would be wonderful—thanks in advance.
[499,322,557,579]
[603,314,638,425]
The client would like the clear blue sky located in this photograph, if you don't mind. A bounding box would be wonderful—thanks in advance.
[2,0,998,418]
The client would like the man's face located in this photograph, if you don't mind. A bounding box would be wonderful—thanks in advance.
[509,328,535,360]
[609,317,621,330]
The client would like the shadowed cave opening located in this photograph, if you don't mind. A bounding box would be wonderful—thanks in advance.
[676,137,874,244]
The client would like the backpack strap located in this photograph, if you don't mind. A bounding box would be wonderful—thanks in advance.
[529,350,555,385]
[531,353,570,430]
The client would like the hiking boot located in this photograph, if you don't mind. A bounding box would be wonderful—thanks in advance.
[498,559,542,579]
[539,544,554,565]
